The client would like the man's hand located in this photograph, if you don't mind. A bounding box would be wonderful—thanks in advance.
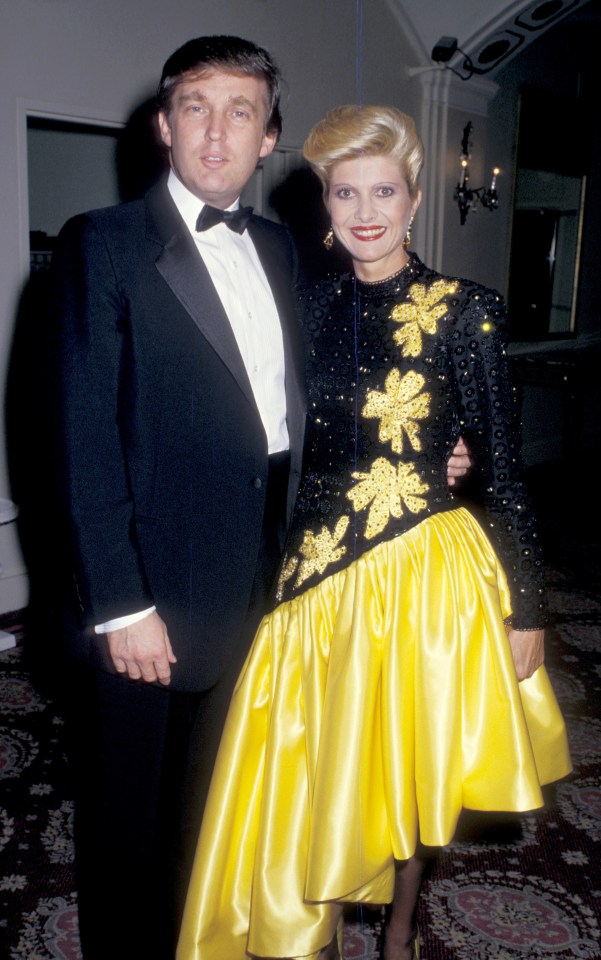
[508,628,545,681]
[447,436,472,487]
[106,611,176,685]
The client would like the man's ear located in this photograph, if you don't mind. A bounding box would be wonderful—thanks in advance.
[259,129,278,160]
[157,111,172,149]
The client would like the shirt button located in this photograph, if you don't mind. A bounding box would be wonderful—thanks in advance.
[252,477,262,489]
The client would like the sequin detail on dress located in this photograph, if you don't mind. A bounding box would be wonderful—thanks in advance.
[391,279,457,356]
[279,254,546,629]
[348,458,429,538]
[362,368,429,453]
[296,516,350,589]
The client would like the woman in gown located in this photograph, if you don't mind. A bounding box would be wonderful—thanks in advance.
[177,105,571,960]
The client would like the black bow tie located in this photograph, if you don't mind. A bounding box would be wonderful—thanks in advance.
[195,204,253,235]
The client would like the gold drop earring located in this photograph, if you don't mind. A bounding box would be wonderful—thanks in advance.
[323,227,334,251]
[403,215,414,251]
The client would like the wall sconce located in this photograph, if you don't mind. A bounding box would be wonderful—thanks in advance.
[454,122,500,225]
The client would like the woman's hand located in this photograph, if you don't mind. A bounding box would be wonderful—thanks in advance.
[447,436,471,486]
[508,628,545,681]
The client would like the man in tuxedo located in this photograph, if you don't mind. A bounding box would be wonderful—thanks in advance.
[47,34,469,960]
[47,35,306,960]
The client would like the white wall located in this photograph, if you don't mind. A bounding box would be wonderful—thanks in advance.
[0,0,420,612]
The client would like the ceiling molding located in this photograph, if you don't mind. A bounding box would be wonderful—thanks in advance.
[460,0,587,76]
[416,71,499,117]
[390,0,592,79]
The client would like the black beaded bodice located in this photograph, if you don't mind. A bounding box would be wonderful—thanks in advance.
[277,254,546,629]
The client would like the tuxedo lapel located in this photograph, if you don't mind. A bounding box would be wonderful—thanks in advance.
[145,185,306,494]
[146,184,256,408]
[248,218,307,519]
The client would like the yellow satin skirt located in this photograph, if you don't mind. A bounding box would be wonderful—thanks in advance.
[177,508,571,960]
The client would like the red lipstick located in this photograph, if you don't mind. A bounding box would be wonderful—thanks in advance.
[350,226,386,241]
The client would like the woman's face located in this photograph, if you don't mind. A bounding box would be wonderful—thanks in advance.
[328,154,421,281]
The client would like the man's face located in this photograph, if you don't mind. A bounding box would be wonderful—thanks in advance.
[158,68,277,209]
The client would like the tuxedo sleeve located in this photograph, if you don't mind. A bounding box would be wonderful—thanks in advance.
[46,213,154,626]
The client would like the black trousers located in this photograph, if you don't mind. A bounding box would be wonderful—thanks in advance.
[68,453,290,960]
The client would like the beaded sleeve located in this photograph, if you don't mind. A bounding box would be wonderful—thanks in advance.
[443,282,547,629]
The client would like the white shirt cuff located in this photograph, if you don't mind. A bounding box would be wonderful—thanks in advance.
[94,606,156,634]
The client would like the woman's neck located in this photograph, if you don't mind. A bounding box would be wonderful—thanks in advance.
[353,250,409,283]
[353,251,410,284]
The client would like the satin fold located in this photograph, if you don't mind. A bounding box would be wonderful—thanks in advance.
[177,508,571,960]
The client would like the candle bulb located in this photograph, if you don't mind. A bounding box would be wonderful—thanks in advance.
[490,166,500,192]
[460,158,468,188]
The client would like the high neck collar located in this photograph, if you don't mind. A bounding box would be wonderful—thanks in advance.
[353,252,423,295]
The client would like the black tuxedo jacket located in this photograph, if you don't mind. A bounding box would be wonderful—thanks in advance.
[47,179,306,692]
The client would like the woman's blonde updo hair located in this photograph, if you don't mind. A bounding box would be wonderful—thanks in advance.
[303,105,424,200]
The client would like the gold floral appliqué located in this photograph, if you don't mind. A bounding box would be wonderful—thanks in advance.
[347,458,429,539]
[276,555,299,602]
[295,515,350,588]
[362,368,430,453]
[391,280,457,357]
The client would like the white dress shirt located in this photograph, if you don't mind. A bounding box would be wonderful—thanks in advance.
[168,171,289,454]
[96,171,289,635]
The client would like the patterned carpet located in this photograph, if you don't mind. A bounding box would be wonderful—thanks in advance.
[1,547,600,957]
